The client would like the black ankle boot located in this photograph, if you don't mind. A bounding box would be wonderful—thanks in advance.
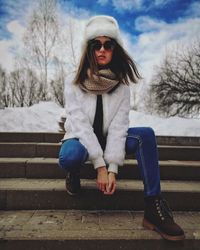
[143,195,185,241]
[65,170,81,196]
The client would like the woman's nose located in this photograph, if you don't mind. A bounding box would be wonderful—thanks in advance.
[99,45,105,51]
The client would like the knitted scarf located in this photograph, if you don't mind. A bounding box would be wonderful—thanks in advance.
[79,68,119,94]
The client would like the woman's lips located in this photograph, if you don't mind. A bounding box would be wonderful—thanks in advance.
[98,55,106,59]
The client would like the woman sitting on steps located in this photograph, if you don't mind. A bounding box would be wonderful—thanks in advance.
[59,15,185,241]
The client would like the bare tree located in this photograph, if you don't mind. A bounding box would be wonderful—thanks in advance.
[9,68,40,107]
[63,17,79,70]
[0,65,11,108]
[49,16,83,106]
[50,56,65,107]
[23,0,59,100]
[149,40,200,117]
[9,70,25,107]
[24,68,42,106]
[57,16,84,73]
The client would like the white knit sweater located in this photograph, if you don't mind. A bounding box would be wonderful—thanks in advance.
[62,74,130,174]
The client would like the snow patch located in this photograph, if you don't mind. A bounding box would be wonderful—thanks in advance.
[0,102,200,136]
[0,101,64,132]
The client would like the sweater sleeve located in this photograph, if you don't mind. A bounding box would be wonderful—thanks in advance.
[64,82,106,169]
[104,85,130,174]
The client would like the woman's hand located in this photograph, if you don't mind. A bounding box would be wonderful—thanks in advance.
[97,166,109,193]
[104,172,116,195]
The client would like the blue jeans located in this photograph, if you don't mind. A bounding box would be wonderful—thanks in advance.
[59,127,161,197]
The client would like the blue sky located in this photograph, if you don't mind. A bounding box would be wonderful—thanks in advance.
[0,0,200,82]
[0,0,198,39]
[59,0,196,33]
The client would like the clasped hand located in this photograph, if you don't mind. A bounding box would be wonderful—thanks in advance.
[97,166,116,195]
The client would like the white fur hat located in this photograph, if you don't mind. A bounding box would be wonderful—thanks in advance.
[83,15,123,47]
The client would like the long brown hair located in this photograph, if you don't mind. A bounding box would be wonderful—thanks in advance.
[74,38,142,85]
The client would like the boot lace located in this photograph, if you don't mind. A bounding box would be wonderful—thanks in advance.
[156,198,173,221]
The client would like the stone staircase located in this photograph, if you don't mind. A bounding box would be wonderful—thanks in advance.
[0,132,200,250]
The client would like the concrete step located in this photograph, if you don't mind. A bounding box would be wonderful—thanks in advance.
[0,179,199,210]
[0,158,200,180]
[0,132,64,143]
[0,210,199,250]
[0,142,60,158]
[0,142,200,160]
[0,132,200,146]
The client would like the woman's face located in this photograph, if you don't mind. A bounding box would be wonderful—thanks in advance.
[93,36,114,66]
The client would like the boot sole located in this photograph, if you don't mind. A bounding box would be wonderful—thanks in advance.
[65,186,81,196]
[66,188,79,196]
[143,218,185,241]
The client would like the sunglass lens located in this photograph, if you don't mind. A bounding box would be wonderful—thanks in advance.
[91,41,101,50]
[93,43,102,50]
[104,41,115,50]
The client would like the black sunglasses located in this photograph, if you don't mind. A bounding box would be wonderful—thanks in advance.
[90,40,116,51]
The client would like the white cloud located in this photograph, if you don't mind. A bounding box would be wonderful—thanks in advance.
[135,16,166,32]
[97,0,109,6]
[7,21,25,40]
[0,40,14,71]
[58,1,90,19]
[0,0,36,26]
[108,0,174,12]
[185,1,200,18]
[112,0,143,12]
[0,20,25,71]
[0,1,37,71]
[154,0,174,7]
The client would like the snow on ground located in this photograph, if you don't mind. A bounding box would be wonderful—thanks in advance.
[0,101,200,136]
[0,102,63,132]
[129,111,200,136]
